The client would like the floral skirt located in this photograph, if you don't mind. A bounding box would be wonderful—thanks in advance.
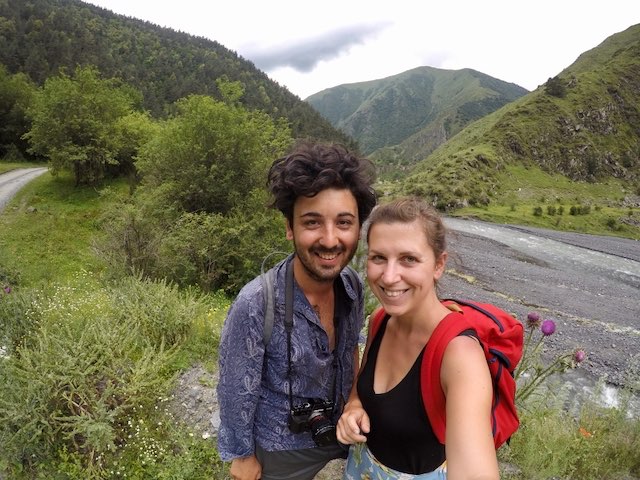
[343,443,447,479]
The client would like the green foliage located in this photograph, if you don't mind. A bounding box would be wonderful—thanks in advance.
[94,93,293,294]
[136,93,292,214]
[544,76,567,98]
[0,274,227,479]
[25,65,141,186]
[0,171,117,285]
[502,392,640,479]
[532,206,543,216]
[0,280,175,474]
[0,65,37,159]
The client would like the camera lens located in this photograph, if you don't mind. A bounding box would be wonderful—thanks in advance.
[309,413,337,447]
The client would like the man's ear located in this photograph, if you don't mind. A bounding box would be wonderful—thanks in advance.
[285,218,294,241]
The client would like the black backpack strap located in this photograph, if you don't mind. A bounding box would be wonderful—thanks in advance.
[261,260,361,347]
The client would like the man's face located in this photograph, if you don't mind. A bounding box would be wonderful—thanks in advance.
[286,188,360,283]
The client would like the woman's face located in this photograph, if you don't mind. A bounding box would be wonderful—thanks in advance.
[366,220,446,318]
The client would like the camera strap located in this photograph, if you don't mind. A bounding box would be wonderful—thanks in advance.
[284,260,338,414]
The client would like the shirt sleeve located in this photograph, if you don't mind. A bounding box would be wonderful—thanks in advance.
[216,285,265,460]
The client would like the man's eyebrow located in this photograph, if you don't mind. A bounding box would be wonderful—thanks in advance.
[298,212,356,218]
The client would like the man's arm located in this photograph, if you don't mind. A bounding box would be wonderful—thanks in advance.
[216,290,265,462]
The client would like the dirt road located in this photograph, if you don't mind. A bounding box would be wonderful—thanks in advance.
[0,167,48,212]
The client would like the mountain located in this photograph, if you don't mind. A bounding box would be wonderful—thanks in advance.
[0,0,352,145]
[306,66,528,171]
[398,24,640,210]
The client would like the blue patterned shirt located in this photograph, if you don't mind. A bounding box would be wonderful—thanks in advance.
[216,256,364,460]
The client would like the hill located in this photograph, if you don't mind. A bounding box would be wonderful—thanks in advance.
[397,23,640,214]
[306,66,528,169]
[0,0,352,144]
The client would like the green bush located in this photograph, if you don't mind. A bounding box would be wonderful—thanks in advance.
[0,275,224,478]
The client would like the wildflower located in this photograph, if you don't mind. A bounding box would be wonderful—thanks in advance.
[541,319,556,336]
[3,286,10,294]
[579,426,593,438]
[574,349,586,363]
[526,311,541,327]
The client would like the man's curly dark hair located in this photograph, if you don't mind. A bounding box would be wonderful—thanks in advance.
[267,142,377,226]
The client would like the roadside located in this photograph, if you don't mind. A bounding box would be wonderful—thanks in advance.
[0,167,48,212]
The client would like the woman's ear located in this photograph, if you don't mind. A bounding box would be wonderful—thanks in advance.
[434,251,448,280]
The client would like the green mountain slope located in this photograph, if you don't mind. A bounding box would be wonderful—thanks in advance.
[398,23,640,213]
[306,66,528,161]
[0,0,351,144]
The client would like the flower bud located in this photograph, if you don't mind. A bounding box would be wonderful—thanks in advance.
[574,349,586,363]
[526,311,541,327]
[541,319,556,336]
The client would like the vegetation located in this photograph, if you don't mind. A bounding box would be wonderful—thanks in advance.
[1,166,638,479]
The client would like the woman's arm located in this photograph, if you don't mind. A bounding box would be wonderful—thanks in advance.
[441,335,500,480]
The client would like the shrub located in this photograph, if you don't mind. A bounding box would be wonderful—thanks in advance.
[533,206,543,216]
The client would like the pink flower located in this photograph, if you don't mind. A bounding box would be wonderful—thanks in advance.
[527,311,541,327]
[574,349,586,363]
[2,286,10,294]
[541,319,556,336]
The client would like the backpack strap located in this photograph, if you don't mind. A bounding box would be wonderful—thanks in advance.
[420,311,473,445]
[261,268,276,346]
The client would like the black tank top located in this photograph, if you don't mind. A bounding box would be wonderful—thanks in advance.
[358,315,446,474]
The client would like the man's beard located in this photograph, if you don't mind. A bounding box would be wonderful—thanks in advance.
[293,243,355,283]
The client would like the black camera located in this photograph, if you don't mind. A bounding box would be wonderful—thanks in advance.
[288,398,337,447]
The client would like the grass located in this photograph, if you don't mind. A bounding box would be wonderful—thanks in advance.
[453,164,640,239]
[0,171,123,286]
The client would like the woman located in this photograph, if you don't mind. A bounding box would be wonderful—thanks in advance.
[337,197,499,480]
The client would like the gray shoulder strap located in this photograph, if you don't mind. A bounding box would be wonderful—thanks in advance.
[261,268,276,346]
[344,265,361,296]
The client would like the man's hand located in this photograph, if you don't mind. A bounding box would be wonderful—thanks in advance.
[229,455,261,480]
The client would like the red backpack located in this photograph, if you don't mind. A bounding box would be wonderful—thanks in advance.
[369,299,523,449]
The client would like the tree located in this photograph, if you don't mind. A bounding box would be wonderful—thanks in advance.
[24,65,141,185]
[97,88,294,293]
[0,65,36,159]
[136,90,292,214]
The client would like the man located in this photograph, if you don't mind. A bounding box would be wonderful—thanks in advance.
[217,142,377,480]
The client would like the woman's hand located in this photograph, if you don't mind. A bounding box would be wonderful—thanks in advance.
[336,400,370,444]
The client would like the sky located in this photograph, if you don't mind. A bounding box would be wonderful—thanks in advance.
[84,0,640,99]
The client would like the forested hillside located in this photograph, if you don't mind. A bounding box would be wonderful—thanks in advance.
[306,66,528,174]
[395,24,640,212]
[0,0,351,145]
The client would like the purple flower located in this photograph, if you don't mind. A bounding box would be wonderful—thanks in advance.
[527,311,541,327]
[541,319,556,336]
[2,286,10,294]
[574,349,586,363]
